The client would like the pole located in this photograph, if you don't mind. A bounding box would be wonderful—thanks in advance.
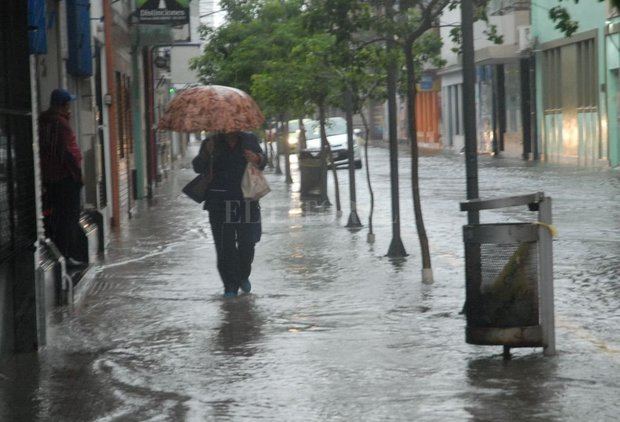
[386,17,407,257]
[461,0,479,225]
[345,89,362,228]
[103,0,121,227]
[538,196,555,356]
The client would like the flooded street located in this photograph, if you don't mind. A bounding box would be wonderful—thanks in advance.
[1,146,619,421]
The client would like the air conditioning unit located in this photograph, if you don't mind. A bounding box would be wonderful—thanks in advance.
[518,25,533,52]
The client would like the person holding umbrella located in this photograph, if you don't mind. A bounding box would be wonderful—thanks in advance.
[192,131,266,297]
[158,85,268,297]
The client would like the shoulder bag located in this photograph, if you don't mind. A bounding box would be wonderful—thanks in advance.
[183,141,215,203]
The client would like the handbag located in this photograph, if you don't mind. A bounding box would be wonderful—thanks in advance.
[183,144,214,203]
[241,162,271,201]
[182,172,212,203]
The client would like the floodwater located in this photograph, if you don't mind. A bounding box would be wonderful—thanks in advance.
[1,145,618,421]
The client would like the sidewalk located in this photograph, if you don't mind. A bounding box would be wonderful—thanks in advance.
[0,145,618,421]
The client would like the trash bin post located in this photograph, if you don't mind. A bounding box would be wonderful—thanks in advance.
[538,196,556,356]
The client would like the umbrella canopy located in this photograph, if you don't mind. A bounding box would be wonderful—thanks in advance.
[158,85,265,133]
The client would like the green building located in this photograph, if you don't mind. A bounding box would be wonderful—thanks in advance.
[532,1,619,167]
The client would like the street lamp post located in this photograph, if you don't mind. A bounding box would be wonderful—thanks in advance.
[385,0,407,257]
[345,88,362,228]
[461,0,479,223]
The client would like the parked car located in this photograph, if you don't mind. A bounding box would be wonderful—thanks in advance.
[286,118,313,154]
[303,117,363,169]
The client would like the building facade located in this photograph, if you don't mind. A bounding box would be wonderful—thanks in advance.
[0,0,194,359]
[439,0,533,158]
[532,0,619,167]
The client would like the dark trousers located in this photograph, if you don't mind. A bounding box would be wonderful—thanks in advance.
[44,178,82,260]
[208,200,261,293]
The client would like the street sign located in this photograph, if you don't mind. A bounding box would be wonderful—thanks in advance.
[136,0,190,25]
[418,74,435,91]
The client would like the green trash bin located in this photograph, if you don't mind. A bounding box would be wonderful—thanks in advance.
[299,151,327,201]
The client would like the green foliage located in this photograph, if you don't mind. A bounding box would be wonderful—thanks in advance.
[191,0,613,122]
[191,0,314,119]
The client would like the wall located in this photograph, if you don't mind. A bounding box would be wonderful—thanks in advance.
[532,0,606,42]
[606,19,620,167]
[532,0,610,165]
[439,2,530,157]
[170,45,202,85]
[439,6,461,68]
[440,4,529,65]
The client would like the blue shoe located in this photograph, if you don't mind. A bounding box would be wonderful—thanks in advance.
[223,291,238,298]
[240,279,252,294]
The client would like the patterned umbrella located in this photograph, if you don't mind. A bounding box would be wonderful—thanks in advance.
[158,85,265,133]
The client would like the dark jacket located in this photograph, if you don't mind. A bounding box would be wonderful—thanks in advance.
[38,109,82,184]
[192,132,266,202]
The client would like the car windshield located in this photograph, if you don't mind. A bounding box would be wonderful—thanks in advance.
[288,119,313,133]
[307,118,347,140]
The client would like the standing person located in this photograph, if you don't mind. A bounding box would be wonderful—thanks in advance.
[192,131,266,297]
[38,89,85,267]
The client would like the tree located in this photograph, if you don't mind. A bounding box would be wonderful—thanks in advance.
[248,1,312,185]
[191,0,266,93]
[193,0,307,182]
[291,32,343,207]
[304,0,374,224]
[394,0,455,281]
[348,45,388,242]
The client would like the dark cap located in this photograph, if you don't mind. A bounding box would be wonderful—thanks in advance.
[50,89,76,106]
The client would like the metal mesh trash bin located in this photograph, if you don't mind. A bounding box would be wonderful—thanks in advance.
[461,192,555,356]
[299,151,327,201]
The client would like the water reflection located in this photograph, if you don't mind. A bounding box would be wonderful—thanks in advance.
[215,296,263,357]
[464,355,561,421]
[388,256,408,272]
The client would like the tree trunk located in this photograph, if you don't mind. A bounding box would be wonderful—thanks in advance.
[283,119,293,184]
[268,142,275,168]
[360,111,375,243]
[405,44,433,283]
[327,142,342,215]
[275,121,283,175]
[264,134,273,169]
[317,104,331,206]
[298,118,307,151]
[345,89,362,228]
[318,104,341,214]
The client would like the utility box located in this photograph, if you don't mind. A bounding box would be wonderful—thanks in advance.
[460,192,555,356]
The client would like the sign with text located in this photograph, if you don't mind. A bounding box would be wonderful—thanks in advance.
[137,0,190,25]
